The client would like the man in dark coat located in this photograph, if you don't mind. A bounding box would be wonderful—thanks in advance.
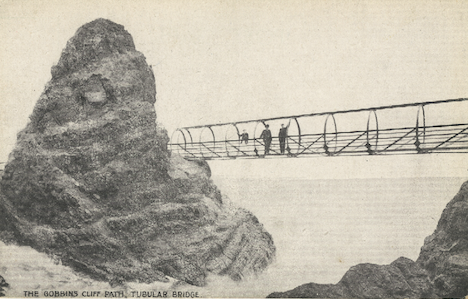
[278,120,291,154]
[259,124,272,155]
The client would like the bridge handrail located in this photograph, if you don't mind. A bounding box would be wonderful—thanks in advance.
[179,98,468,129]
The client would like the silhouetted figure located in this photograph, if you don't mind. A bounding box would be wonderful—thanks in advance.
[278,120,291,154]
[239,129,249,144]
[259,124,272,155]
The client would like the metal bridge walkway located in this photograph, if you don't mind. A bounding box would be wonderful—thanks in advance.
[169,98,468,160]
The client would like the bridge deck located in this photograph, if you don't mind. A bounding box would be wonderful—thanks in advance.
[171,123,468,160]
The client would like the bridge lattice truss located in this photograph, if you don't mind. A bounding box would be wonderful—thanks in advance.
[169,98,468,160]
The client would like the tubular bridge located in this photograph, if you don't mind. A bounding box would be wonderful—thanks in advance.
[169,98,468,160]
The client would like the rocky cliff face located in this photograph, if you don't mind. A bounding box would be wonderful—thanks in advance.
[268,180,468,298]
[417,180,468,297]
[0,19,274,287]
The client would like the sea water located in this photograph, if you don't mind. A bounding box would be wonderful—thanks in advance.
[0,176,466,298]
[199,176,466,297]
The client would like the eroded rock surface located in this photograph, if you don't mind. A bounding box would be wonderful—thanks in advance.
[268,180,468,298]
[0,18,274,287]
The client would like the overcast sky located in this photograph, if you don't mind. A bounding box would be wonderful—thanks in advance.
[1,0,467,178]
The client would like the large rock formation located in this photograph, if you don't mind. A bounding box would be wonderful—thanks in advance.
[0,19,274,287]
[417,180,468,297]
[268,180,468,298]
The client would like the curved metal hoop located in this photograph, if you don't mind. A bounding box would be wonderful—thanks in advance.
[225,123,241,157]
[323,114,338,155]
[366,110,379,154]
[170,129,187,153]
[415,105,426,152]
[289,117,302,155]
[199,126,216,158]
[183,128,194,145]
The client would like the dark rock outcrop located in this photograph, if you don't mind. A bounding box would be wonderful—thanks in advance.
[268,180,468,298]
[0,18,274,287]
[268,257,436,298]
[417,180,468,297]
[0,275,9,297]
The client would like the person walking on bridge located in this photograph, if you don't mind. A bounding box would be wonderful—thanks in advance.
[259,124,272,155]
[278,120,291,154]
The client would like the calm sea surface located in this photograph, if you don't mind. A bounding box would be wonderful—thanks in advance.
[1,176,466,297]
